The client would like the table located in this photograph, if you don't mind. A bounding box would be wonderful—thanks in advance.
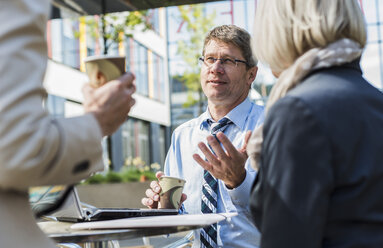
[38,221,200,248]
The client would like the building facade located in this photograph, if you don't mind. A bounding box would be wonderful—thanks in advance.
[44,8,171,171]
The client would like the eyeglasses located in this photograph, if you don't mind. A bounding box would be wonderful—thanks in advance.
[199,56,249,68]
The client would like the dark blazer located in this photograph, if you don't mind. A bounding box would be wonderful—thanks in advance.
[250,60,383,248]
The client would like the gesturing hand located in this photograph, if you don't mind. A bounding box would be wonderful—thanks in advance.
[193,130,252,189]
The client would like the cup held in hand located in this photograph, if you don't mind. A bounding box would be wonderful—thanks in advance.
[158,176,186,209]
[84,55,125,88]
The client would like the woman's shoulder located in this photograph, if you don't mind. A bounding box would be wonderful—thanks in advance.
[287,65,368,107]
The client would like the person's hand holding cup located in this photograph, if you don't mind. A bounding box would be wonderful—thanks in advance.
[142,171,187,209]
[82,55,136,137]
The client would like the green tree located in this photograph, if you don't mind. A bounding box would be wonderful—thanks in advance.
[80,11,152,54]
[176,5,216,114]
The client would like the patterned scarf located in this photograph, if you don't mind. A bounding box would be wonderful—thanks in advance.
[247,38,363,170]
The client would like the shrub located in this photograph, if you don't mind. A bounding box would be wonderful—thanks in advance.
[84,174,105,184]
[105,171,123,183]
[121,168,141,182]
[82,157,161,184]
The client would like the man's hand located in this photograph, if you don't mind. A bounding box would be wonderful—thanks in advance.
[141,171,187,209]
[83,72,136,137]
[193,130,252,189]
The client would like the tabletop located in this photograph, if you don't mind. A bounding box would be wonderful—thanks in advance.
[38,221,201,244]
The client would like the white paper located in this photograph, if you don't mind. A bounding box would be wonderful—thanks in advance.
[71,212,238,230]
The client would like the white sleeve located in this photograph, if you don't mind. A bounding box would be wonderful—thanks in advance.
[226,164,257,209]
[0,0,104,191]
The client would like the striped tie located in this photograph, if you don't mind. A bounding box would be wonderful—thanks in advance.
[200,117,232,248]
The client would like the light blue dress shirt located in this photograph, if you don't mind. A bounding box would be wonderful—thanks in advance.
[164,98,264,248]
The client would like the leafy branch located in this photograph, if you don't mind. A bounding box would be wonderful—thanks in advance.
[176,5,216,114]
[76,11,152,54]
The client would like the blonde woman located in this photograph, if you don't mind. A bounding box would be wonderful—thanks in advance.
[247,0,383,247]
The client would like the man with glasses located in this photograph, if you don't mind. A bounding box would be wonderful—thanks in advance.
[142,25,263,247]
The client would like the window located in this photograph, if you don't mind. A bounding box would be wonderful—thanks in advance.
[121,118,150,166]
[158,126,166,167]
[45,95,65,118]
[138,121,150,166]
[62,19,80,69]
[148,9,160,35]
[127,39,149,96]
[152,52,166,102]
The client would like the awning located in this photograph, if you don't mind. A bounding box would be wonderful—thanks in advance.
[51,0,223,16]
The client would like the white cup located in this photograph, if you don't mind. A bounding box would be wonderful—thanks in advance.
[84,55,126,88]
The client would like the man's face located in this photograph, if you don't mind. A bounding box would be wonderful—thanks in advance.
[200,39,256,108]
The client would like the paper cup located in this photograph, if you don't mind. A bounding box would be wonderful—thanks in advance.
[84,55,125,88]
[158,176,186,209]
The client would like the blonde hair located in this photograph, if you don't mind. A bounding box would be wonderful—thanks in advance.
[253,0,367,74]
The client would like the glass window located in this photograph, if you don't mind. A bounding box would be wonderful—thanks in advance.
[361,0,377,24]
[134,41,142,92]
[152,52,158,100]
[130,40,149,96]
[367,25,379,43]
[50,19,64,63]
[361,43,383,89]
[148,8,160,35]
[172,76,187,93]
[85,17,97,57]
[62,19,80,69]
[141,43,149,96]
[159,56,165,102]
[378,0,383,22]
[158,126,166,168]
[45,95,65,118]
[152,52,166,102]
[121,118,150,166]
[122,118,135,164]
[138,121,150,166]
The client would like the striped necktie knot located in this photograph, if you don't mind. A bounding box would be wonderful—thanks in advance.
[209,117,232,136]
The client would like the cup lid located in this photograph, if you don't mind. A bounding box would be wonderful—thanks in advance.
[160,176,186,182]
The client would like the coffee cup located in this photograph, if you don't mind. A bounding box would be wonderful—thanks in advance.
[158,176,186,209]
[84,55,125,88]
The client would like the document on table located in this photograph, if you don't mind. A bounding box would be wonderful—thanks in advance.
[71,212,238,230]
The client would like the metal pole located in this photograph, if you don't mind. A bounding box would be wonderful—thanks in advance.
[101,0,107,55]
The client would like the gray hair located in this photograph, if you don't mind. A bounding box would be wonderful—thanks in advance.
[202,25,257,69]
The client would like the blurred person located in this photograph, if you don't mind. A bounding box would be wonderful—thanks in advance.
[142,25,264,247]
[247,0,383,247]
[0,0,135,247]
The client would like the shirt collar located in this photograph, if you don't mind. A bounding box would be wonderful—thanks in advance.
[199,98,252,131]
